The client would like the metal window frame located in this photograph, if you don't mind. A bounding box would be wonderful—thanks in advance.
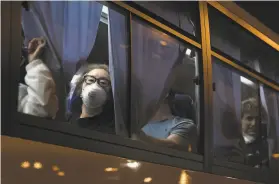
[2,1,279,183]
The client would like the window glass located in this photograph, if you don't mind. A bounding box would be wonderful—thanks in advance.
[134,1,200,38]
[261,86,279,170]
[19,2,129,135]
[130,17,201,153]
[209,6,279,83]
[212,57,269,168]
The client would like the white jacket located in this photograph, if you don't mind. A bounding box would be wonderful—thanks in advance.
[18,59,58,119]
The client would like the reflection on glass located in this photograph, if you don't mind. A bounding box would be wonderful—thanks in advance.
[21,161,30,169]
[179,170,191,184]
[20,2,129,136]
[261,86,279,170]
[57,171,65,176]
[143,177,152,183]
[131,17,200,153]
[209,6,279,83]
[135,1,199,37]
[33,162,43,169]
[212,57,269,168]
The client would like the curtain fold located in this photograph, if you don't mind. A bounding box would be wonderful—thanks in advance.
[108,9,129,136]
[22,1,102,119]
[131,18,185,133]
[212,60,242,148]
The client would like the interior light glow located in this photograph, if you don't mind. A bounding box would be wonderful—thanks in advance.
[21,161,30,169]
[188,144,192,152]
[105,167,118,172]
[102,6,108,15]
[160,40,167,46]
[57,171,65,176]
[144,177,153,183]
[126,161,140,169]
[240,76,254,86]
[226,176,236,180]
[52,165,60,171]
[179,170,191,184]
[185,48,192,56]
[272,153,279,159]
[33,162,43,169]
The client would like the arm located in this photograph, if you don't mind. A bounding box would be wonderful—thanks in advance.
[18,59,58,118]
[133,118,198,151]
[18,38,58,118]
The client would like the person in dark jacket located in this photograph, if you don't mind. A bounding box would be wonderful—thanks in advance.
[67,63,115,134]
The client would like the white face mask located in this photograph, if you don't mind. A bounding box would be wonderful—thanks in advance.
[81,82,107,115]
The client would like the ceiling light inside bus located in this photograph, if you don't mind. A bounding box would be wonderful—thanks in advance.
[185,48,192,56]
[102,6,108,15]
[240,76,254,86]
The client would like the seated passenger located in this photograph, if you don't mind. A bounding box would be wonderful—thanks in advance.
[68,64,115,134]
[215,98,268,167]
[18,37,58,119]
[132,93,198,151]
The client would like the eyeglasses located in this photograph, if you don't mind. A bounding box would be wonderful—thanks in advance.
[83,75,110,88]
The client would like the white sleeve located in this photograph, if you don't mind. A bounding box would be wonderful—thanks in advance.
[18,59,59,119]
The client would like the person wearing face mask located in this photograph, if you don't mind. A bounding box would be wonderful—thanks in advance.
[215,98,268,167]
[18,36,58,118]
[67,63,114,134]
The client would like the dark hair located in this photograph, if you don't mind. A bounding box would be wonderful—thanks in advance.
[67,63,114,120]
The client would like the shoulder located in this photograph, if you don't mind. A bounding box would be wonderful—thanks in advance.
[172,116,196,129]
[169,116,197,136]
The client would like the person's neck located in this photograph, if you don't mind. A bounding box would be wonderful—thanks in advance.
[150,104,173,122]
[80,104,102,118]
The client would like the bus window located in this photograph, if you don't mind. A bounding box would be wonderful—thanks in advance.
[208,6,279,83]
[212,57,269,168]
[261,86,279,170]
[19,2,129,136]
[135,1,199,38]
[130,17,200,153]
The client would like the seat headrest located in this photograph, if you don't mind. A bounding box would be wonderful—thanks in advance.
[170,93,195,122]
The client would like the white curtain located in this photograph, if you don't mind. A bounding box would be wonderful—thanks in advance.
[108,9,129,136]
[212,59,242,148]
[131,18,186,133]
[22,1,102,119]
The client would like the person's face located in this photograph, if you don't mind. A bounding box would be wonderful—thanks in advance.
[241,111,259,137]
[82,68,111,91]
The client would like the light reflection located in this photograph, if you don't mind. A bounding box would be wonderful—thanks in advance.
[240,76,254,86]
[226,176,237,180]
[272,153,279,159]
[33,162,43,169]
[21,161,30,169]
[179,170,191,184]
[160,40,167,46]
[126,161,140,169]
[105,167,118,172]
[144,177,152,183]
[57,171,65,176]
[188,144,192,152]
[52,165,60,171]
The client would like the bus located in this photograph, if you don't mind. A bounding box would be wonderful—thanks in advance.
[2,1,279,183]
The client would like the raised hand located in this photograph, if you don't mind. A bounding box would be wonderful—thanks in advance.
[28,37,46,63]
